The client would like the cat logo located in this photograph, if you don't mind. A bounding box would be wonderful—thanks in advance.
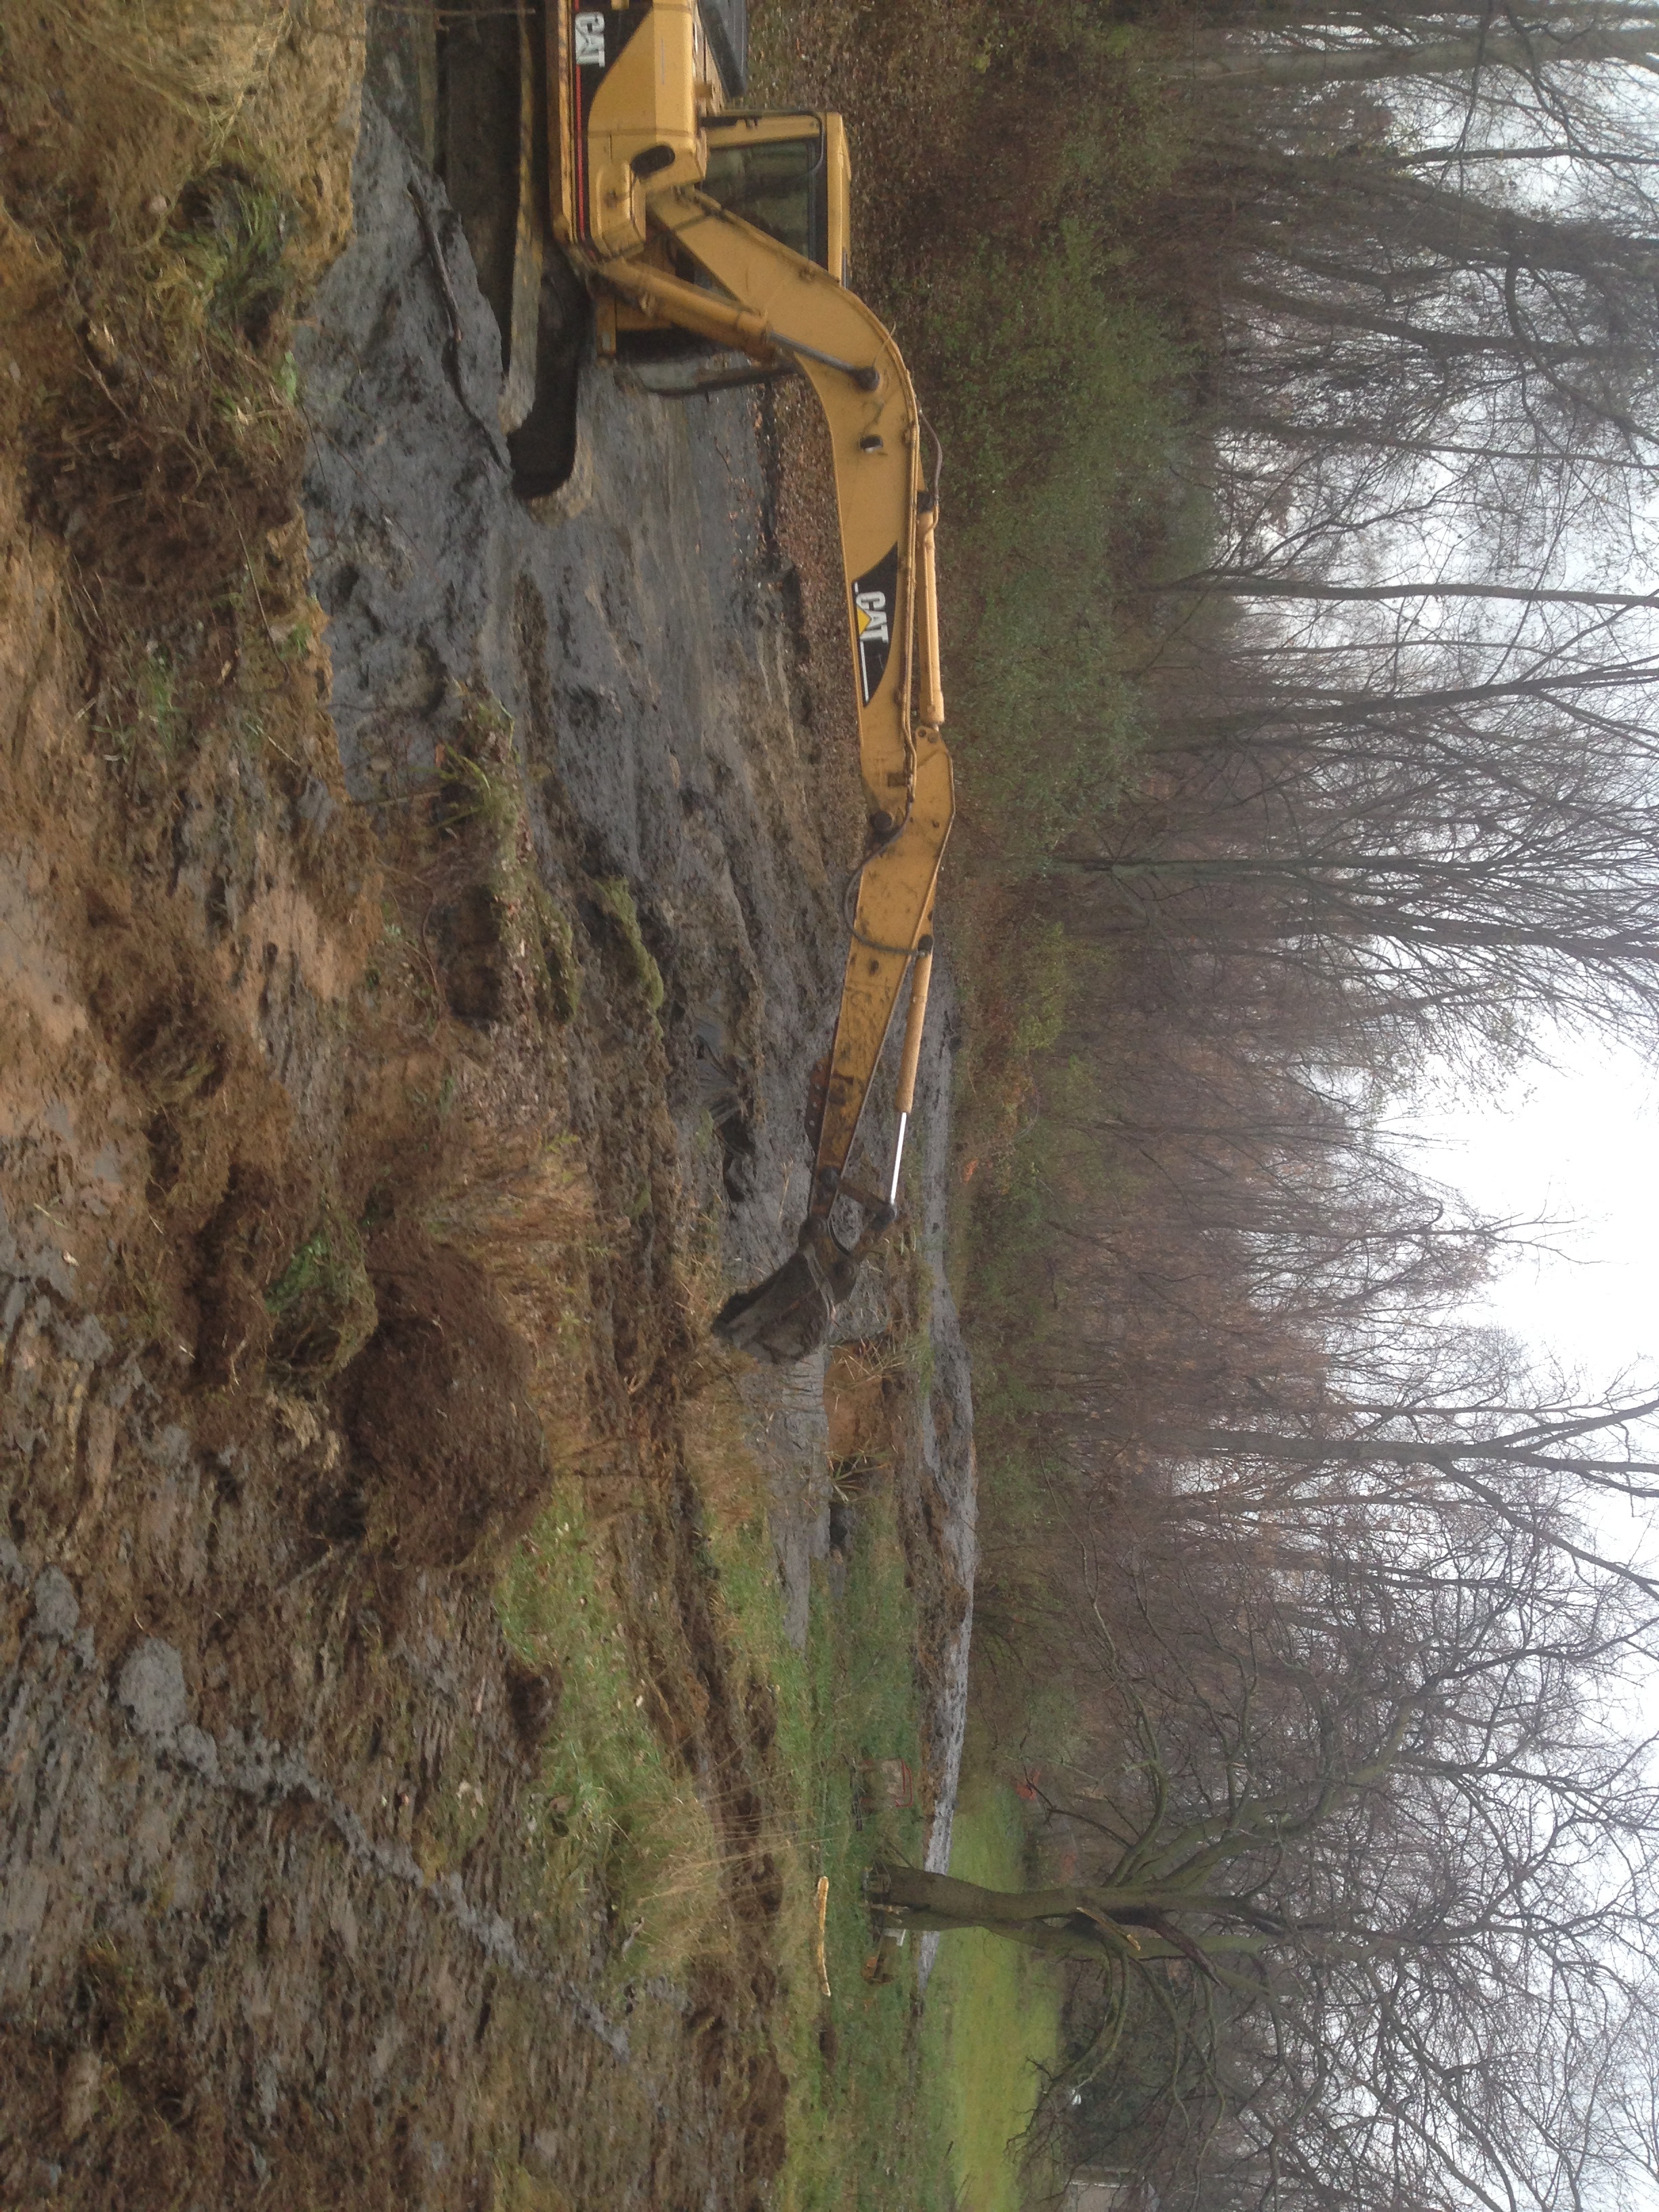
[851,547,899,705]
[574,8,606,65]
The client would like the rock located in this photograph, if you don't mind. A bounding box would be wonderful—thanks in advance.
[294,775,337,842]
[175,1724,220,1779]
[30,1567,79,1641]
[60,2051,102,2142]
[117,1638,188,1738]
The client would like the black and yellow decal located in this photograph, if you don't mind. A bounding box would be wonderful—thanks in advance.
[851,547,899,707]
[571,0,651,237]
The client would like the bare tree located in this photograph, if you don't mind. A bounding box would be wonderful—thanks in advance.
[882,1493,1659,2212]
[954,16,1659,2205]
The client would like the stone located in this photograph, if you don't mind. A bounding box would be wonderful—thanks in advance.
[60,2051,102,2142]
[175,1724,220,1779]
[117,1639,188,1738]
[30,1566,79,1641]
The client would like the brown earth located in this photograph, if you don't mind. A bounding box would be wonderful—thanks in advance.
[0,1,976,2203]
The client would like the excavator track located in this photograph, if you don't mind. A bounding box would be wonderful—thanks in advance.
[499,0,548,434]
[436,0,587,499]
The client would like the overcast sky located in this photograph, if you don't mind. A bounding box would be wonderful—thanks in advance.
[1409,1040,1659,1637]
[1410,1037,1659,1397]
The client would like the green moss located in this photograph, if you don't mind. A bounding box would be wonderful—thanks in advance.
[590,875,665,1015]
[529,881,582,1023]
[264,1205,377,1383]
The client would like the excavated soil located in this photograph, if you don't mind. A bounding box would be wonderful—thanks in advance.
[0,2,976,2203]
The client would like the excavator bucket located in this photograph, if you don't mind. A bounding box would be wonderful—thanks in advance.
[713,1221,863,1365]
[713,1250,838,1366]
[717,951,935,1364]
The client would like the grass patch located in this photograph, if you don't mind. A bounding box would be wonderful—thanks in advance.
[771,1484,954,2212]
[169,165,295,348]
[492,1422,944,2117]
[687,1385,956,2212]
[425,684,588,1030]
[923,1779,1065,2212]
[920,221,1192,860]
[92,634,194,769]
[438,685,523,837]
[954,914,1078,1187]
[590,874,665,1015]
[264,1202,377,1383]
[497,1489,729,1978]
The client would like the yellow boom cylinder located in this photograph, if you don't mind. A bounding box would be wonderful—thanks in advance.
[600,258,778,363]
[916,499,944,733]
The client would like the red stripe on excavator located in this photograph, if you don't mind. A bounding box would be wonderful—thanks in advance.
[572,1,590,243]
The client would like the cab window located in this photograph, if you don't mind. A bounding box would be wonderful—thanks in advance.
[701,134,826,266]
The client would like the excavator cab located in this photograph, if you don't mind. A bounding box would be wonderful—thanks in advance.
[548,0,847,271]
[702,114,851,285]
[446,0,851,487]
[596,110,851,359]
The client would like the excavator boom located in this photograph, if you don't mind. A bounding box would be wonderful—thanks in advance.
[632,197,954,1359]
[643,190,954,1190]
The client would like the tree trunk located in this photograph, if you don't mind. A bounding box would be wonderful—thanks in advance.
[1160,573,1659,610]
[1176,24,1659,89]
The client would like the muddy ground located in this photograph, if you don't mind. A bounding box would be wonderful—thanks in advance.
[0,3,974,2205]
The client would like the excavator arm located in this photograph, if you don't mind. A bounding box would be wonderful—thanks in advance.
[605,191,956,1357]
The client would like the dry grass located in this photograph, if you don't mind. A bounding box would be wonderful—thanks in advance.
[426,1127,598,1463]
[264,1198,379,1381]
[1,0,363,279]
[34,0,289,129]
[682,1377,773,1536]
[0,0,367,683]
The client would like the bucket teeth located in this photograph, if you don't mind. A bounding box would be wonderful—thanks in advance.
[714,1220,870,1364]
[714,1248,838,1364]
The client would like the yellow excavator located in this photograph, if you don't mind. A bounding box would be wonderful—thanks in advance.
[494,0,955,1361]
